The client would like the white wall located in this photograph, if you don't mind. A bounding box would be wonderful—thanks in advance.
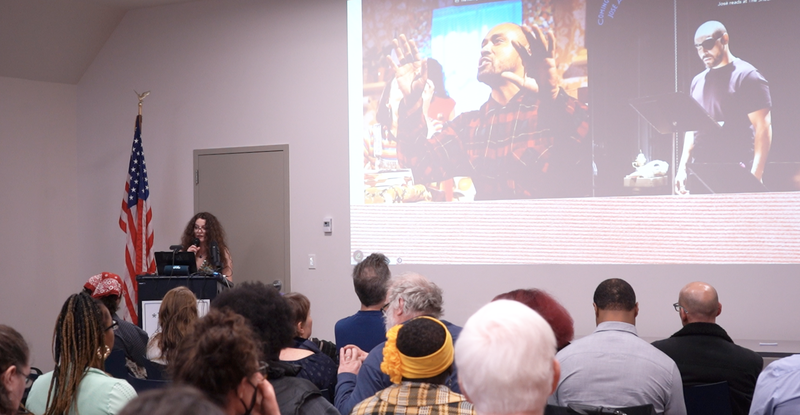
[2,0,799,373]
[0,76,78,370]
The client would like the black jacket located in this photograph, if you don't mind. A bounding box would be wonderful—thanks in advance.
[652,322,762,415]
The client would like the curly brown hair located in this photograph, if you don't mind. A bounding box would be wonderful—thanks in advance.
[150,286,198,364]
[170,309,261,408]
[180,212,231,272]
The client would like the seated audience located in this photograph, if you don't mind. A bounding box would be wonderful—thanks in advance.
[748,354,800,415]
[547,278,686,415]
[170,309,279,415]
[281,292,338,402]
[211,282,339,415]
[117,386,224,415]
[652,282,762,415]
[349,316,474,415]
[336,272,461,415]
[0,325,30,415]
[84,272,149,378]
[493,288,574,350]
[285,292,338,360]
[27,293,137,415]
[335,253,391,354]
[146,286,198,366]
[456,300,560,415]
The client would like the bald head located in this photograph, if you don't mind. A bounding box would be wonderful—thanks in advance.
[478,23,529,87]
[678,282,721,324]
[695,21,727,41]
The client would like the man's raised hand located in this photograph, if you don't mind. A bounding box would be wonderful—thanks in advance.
[387,34,428,104]
[507,25,560,100]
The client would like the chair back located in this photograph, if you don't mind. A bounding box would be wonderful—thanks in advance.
[104,348,127,379]
[126,374,170,393]
[683,381,733,415]
[545,404,656,415]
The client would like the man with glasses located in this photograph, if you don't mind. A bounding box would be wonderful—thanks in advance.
[652,282,762,415]
[335,273,462,415]
[675,20,772,194]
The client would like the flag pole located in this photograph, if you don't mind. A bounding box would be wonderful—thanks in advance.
[135,90,150,117]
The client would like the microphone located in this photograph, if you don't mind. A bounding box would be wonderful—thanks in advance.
[193,238,200,247]
[169,244,183,252]
[211,241,221,270]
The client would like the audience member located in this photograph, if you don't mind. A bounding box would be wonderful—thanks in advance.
[335,253,391,353]
[336,272,461,415]
[285,292,337,361]
[146,286,198,366]
[350,316,474,415]
[117,386,224,415]
[170,309,279,415]
[653,282,762,415]
[84,272,149,378]
[493,288,574,350]
[457,300,559,415]
[27,293,137,415]
[0,325,30,415]
[548,279,686,415]
[749,354,800,415]
[211,282,339,415]
[281,291,338,402]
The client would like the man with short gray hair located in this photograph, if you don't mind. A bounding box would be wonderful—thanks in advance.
[457,300,559,415]
[335,273,461,415]
[653,282,762,415]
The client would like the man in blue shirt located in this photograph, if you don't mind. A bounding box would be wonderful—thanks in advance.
[749,355,800,415]
[335,253,392,354]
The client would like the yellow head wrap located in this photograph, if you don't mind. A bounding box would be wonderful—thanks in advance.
[380,316,454,384]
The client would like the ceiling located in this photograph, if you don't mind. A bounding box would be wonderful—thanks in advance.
[0,0,200,85]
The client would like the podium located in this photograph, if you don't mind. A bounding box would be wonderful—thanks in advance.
[136,275,224,335]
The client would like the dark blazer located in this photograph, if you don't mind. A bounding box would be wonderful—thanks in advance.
[652,322,763,415]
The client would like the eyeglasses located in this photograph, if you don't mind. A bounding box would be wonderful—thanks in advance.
[193,225,206,232]
[105,321,119,332]
[257,361,269,377]
[242,362,269,415]
[695,33,722,51]
[380,302,391,315]
[673,302,686,313]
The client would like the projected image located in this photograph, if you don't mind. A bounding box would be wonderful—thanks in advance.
[675,0,800,195]
[358,0,590,203]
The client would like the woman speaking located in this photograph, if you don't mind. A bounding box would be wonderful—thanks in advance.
[181,212,233,281]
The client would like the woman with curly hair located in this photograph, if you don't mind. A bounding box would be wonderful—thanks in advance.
[0,325,30,415]
[181,212,233,280]
[171,308,278,415]
[27,292,136,415]
[147,286,198,365]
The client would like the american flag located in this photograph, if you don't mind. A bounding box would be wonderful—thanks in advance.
[118,115,155,324]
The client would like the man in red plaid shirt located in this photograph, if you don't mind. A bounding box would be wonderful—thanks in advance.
[390,23,590,200]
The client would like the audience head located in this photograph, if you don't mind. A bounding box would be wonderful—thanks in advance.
[677,281,721,325]
[117,386,224,415]
[593,278,638,325]
[83,272,125,316]
[284,292,313,339]
[352,253,391,307]
[493,289,574,350]
[380,316,454,385]
[211,281,294,361]
[154,286,198,364]
[171,309,266,413]
[0,325,30,415]
[456,300,559,415]
[383,272,444,331]
[45,293,114,415]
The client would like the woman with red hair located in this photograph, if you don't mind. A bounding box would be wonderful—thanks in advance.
[493,289,574,350]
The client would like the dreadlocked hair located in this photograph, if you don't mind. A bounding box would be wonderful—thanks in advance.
[44,293,107,415]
